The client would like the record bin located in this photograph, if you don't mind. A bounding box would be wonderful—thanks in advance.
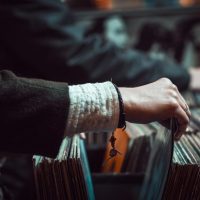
[86,120,174,200]
[87,146,144,200]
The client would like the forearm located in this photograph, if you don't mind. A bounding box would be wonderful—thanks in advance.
[0,71,119,157]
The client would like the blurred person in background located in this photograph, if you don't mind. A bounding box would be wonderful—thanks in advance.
[1,0,200,91]
[85,15,130,49]
[174,17,200,67]
[84,15,200,90]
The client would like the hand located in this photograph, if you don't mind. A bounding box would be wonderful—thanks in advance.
[119,78,191,140]
[189,68,200,91]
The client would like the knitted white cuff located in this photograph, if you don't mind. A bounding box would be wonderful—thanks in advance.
[65,81,119,136]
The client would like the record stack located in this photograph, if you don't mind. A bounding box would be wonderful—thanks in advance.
[33,135,95,200]
[101,117,200,199]
[163,131,200,199]
[191,108,200,127]
[163,109,200,200]
[182,91,200,108]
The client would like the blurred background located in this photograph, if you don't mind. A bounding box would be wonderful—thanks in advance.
[2,1,200,200]
[66,0,200,10]
[69,1,200,69]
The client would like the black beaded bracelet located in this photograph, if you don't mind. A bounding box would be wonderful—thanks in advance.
[113,83,126,130]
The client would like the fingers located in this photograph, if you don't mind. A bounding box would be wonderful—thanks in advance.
[171,84,191,140]
[160,79,190,139]
[174,105,190,140]
[172,84,191,119]
[166,82,190,140]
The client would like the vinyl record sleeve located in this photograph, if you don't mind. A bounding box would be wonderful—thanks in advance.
[139,119,176,200]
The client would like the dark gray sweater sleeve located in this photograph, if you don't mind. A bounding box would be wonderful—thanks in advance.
[0,70,69,158]
[0,0,190,91]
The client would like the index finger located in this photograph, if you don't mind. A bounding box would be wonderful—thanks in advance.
[174,105,190,140]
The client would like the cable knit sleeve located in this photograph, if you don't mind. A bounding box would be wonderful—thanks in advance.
[65,81,119,136]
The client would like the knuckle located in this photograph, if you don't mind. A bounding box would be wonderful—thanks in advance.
[171,84,178,91]
[160,77,172,84]
[167,89,178,99]
[172,91,178,99]
[169,99,179,110]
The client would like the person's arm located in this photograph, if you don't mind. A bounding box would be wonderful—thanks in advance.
[0,0,190,90]
[0,70,120,157]
[67,77,191,141]
[0,71,189,157]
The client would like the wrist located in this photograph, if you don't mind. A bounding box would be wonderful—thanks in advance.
[113,84,126,129]
[118,87,140,123]
[118,87,131,122]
